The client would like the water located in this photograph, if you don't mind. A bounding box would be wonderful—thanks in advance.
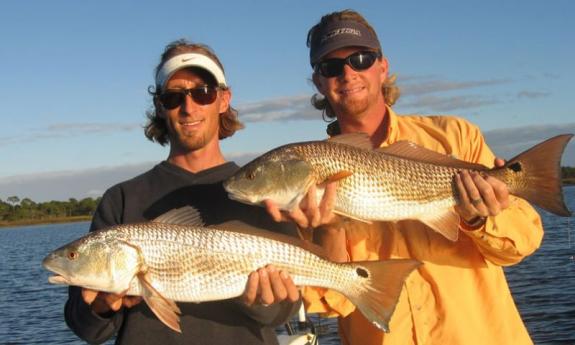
[1,187,574,344]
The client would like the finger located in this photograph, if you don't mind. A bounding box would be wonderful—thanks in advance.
[467,172,492,217]
[494,157,505,168]
[266,265,287,302]
[104,293,124,311]
[123,296,143,309]
[318,182,338,225]
[242,271,260,305]
[280,271,300,302]
[288,207,310,229]
[484,175,510,211]
[258,267,273,305]
[264,200,283,223]
[81,288,98,305]
[303,185,321,228]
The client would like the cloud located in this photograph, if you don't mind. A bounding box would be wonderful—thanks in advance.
[398,94,499,113]
[237,95,318,122]
[400,78,512,96]
[0,122,142,147]
[2,123,573,203]
[517,91,550,99]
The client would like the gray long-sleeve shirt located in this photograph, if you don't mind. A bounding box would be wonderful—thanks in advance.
[64,161,300,345]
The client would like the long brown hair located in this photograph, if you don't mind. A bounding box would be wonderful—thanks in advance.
[144,39,243,145]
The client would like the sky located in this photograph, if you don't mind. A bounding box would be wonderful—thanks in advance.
[1,1,574,202]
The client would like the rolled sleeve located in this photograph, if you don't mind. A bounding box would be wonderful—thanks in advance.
[461,197,543,266]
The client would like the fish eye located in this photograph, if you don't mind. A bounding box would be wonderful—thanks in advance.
[67,251,79,260]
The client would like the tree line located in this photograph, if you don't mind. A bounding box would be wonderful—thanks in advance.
[0,196,101,223]
[1,167,574,223]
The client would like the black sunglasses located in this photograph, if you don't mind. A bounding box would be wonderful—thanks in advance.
[158,85,218,109]
[314,51,382,78]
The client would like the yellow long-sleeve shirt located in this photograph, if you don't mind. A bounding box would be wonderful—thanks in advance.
[303,107,543,345]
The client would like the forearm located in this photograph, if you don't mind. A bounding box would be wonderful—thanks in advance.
[461,197,544,266]
[65,286,123,344]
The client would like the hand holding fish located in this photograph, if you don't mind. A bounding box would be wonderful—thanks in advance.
[264,182,340,231]
[241,264,300,306]
[454,158,511,227]
[81,288,142,315]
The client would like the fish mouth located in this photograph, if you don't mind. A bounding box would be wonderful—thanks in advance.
[226,190,258,205]
[48,275,71,285]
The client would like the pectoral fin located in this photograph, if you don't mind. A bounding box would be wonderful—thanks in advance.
[419,209,460,241]
[138,272,182,333]
[324,171,353,184]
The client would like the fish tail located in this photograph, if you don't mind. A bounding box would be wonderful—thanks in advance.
[342,259,421,332]
[497,134,572,216]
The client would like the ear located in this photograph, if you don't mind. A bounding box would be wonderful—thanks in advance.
[312,73,326,96]
[378,56,389,82]
[153,97,166,119]
[218,89,231,114]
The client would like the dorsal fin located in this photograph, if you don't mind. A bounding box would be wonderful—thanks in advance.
[327,132,373,150]
[152,206,204,226]
[378,141,489,170]
[212,220,329,260]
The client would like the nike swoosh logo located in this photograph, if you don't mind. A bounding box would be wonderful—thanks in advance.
[182,57,196,62]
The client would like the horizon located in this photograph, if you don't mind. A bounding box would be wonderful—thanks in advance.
[1,1,574,202]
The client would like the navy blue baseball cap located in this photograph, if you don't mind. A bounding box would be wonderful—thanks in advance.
[309,20,381,66]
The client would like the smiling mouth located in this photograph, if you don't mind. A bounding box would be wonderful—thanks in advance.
[181,119,203,126]
[339,86,364,95]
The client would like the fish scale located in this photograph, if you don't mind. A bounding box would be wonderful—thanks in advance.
[284,141,458,220]
[224,133,572,241]
[43,206,421,333]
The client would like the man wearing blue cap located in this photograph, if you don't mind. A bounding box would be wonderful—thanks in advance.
[64,39,300,345]
[266,9,541,345]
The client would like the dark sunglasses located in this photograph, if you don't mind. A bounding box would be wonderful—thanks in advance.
[314,51,382,78]
[158,85,218,109]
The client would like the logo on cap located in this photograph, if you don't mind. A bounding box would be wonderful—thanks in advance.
[320,28,362,43]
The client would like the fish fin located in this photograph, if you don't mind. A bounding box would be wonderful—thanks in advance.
[332,209,372,224]
[342,259,421,332]
[419,210,460,241]
[327,132,373,150]
[152,206,204,226]
[497,134,573,216]
[138,272,182,333]
[378,141,488,170]
[211,220,330,259]
[323,170,354,184]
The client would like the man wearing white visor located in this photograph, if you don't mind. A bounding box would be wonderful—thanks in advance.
[64,39,300,345]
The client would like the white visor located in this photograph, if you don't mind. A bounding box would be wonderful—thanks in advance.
[155,53,227,89]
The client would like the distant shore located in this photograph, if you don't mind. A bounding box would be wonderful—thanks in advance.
[1,183,573,229]
[0,216,91,229]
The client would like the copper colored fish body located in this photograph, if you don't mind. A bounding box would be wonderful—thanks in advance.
[42,207,420,333]
[224,133,573,241]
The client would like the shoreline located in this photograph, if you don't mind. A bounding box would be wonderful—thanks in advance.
[0,216,92,229]
[2,184,574,229]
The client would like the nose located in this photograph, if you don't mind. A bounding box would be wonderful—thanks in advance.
[339,63,358,80]
[180,93,199,114]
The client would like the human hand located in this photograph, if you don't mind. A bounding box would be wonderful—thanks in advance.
[454,158,510,223]
[241,265,300,307]
[264,182,340,231]
[82,288,142,316]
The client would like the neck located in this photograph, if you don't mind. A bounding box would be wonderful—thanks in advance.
[167,141,226,173]
[338,103,389,148]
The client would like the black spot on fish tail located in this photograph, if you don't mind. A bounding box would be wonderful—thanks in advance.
[507,162,522,172]
[356,267,369,278]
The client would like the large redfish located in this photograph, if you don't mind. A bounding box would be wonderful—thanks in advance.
[42,206,420,333]
[224,133,572,241]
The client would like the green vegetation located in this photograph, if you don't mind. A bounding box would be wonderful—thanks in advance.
[1,166,573,227]
[0,196,101,228]
[563,166,575,185]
